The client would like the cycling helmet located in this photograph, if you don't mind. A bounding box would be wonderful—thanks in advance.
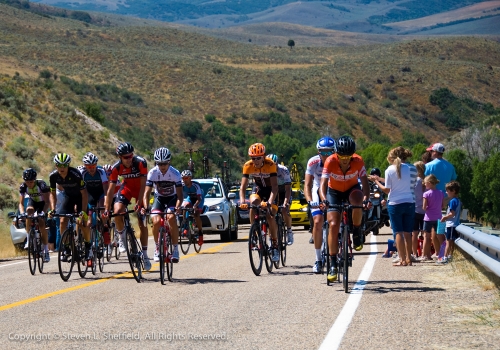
[54,153,71,165]
[103,164,112,173]
[23,168,37,181]
[336,136,356,156]
[116,142,134,156]
[77,165,85,173]
[248,143,265,157]
[316,136,336,151]
[267,154,278,163]
[154,147,171,163]
[370,168,381,177]
[82,152,98,165]
[181,170,192,178]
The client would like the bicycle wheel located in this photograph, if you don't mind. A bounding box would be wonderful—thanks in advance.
[179,220,191,255]
[159,227,166,285]
[192,223,201,253]
[248,223,263,276]
[58,229,75,282]
[166,231,173,282]
[126,228,142,283]
[77,232,88,278]
[279,217,287,267]
[274,224,282,269]
[97,231,105,273]
[322,223,329,279]
[106,226,112,262]
[28,231,36,275]
[91,229,98,275]
[343,225,349,293]
[37,236,44,274]
[264,230,274,273]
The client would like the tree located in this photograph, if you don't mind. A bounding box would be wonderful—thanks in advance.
[287,39,295,50]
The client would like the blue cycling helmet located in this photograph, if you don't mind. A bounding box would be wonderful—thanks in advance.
[267,154,278,163]
[316,136,336,151]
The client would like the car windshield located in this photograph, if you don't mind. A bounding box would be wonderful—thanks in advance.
[200,182,223,198]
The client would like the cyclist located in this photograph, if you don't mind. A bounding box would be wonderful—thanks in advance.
[19,168,50,262]
[320,136,371,282]
[48,153,91,265]
[80,152,110,259]
[103,142,150,270]
[142,147,183,263]
[304,136,336,274]
[239,143,280,262]
[180,170,205,246]
[266,154,294,245]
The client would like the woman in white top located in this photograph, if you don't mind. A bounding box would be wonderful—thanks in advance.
[369,147,417,266]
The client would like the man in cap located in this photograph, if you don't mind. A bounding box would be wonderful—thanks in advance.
[424,143,457,202]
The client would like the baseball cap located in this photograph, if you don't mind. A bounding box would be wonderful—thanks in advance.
[426,143,445,153]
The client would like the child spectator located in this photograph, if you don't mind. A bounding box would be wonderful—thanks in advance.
[419,174,444,261]
[438,181,462,264]
[412,161,426,259]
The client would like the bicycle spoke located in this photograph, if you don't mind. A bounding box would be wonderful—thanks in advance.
[248,224,263,276]
[37,236,44,274]
[159,228,165,285]
[28,231,36,275]
[126,229,142,283]
[58,229,75,282]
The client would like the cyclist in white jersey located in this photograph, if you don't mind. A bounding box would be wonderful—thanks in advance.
[142,148,183,263]
[304,136,336,273]
[267,154,294,245]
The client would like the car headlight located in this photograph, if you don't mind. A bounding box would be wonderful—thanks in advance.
[374,193,381,198]
[208,203,223,212]
[300,207,308,212]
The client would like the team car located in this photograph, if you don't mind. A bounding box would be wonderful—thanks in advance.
[289,189,310,230]
[195,177,238,242]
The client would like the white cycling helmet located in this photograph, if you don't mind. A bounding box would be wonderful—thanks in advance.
[181,170,192,178]
[154,147,171,163]
[82,152,98,165]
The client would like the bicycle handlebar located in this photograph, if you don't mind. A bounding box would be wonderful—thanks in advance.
[109,210,136,218]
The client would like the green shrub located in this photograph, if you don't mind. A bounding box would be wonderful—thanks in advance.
[180,120,203,140]
[205,114,216,123]
[429,88,456,110]
[0,183,16,210]
[39,70,52,79]
[81,102,105,123]
[172,106,184,115]
[9,137,36,160]
[381,99,393,108]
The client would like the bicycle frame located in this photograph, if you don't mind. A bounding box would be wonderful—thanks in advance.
[153,210,174,284]
[18,213,44,275]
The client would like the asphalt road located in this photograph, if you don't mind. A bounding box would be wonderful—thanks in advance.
[0,225,498,349]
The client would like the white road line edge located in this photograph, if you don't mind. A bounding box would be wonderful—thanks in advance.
[0,261,26,268]
[318,233,378,350]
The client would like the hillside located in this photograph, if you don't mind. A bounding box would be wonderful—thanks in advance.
[1,2,500,207]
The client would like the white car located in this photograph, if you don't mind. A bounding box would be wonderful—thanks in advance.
[8,212,27,250]
[195,178,238,242]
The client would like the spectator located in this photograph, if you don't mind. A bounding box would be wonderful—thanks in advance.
[412,161,426,258]
[369,147,416,266]
[424,143,457,199]
[421,150,433,164]
[420,174,444,261]
[438,181,462,264]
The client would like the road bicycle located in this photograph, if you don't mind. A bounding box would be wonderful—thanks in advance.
[55,213,88,281]
[88,206,107,274]
[152,210,174,285]
[111,210,144,283]
[199,148,211,179]
[327,202,364,293]
[275,206,287,267]
[178,207,202,254]
[184,148,195,173]
[247,204,278,276]
[106,220,122,262]
[17,213,45,275]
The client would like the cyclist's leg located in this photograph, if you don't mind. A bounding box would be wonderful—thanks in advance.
[113,191,130,252]
[348,186,364,250]
[311,187,323,256]
[326,188,343,257]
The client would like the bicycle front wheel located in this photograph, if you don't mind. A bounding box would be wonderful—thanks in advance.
[77,232,88,278]
[248,224,263,276]
[159,227,166,285]
[279,218,287,267]
[264,232,274,273]
[166,230,173,282]
[37,237,44,274]
[58,229,75,282]
[126,228,142,283]
[343,226,349,293]
[28,231,36,275]
[179,220,191,255]
[91,229,98,275]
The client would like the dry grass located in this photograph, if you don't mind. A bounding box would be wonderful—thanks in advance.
[0,211,26,259]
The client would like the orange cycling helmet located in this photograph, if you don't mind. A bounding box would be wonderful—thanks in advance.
[248,143,266,157]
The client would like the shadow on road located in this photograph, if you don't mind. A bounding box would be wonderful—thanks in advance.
[172,278,247,285]
[354,280,446,294]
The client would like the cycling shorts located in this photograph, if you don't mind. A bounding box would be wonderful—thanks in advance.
[88,192,105,207]
[182,200,205,213]
[274,191,291,214]
[151,195,177,216]
[26,199,45,214]
[115,186,140,207]
[326,184,362,213]
[311,186,322,217]
[59,194,83,215]
[252,187,272,202]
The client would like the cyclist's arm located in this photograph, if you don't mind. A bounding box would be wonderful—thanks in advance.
[304,173,313,202]
[283,183,291,207]
[319,177,328,203]
[268,175,278,204]
[104,182,116,211]
[143,185,153,209]
[239,177,249,203]
[49,190,57,212]
[81,189,88,213]
[360,175,371,202]
[18,194,25,214]
[175,186,183,209]
[42,192,50,212]
[136,176,147,209]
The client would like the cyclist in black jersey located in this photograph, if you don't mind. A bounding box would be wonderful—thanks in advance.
[19,168,50,262]
[48,153,91,265]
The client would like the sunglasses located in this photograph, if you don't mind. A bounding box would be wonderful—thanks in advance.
[182,176,191,180]
[56,164,69,168]
[85,165,97,169]
[121,154,134,160]
[337,154,352,161]
[320,150,334,156]
[251,157,263,161]
[157,162,170,166]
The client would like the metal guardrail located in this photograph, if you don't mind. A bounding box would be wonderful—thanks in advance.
[455,224,500,278]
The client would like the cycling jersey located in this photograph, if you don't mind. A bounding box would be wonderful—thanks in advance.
[182,181,205,209]
[109,156,148,199]
[80,168,108,204]
[19,180,50,203]
[305,155,324,188]
[242,159,277,188]
[322,154,367,192]
[276,164,291,188]
[49,167,86,195]
[146,165,182,198]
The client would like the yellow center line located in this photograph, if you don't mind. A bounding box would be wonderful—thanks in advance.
[0,240,236,312]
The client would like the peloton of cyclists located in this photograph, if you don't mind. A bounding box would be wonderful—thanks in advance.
[239,143,280,263]
[142,147,183,263]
